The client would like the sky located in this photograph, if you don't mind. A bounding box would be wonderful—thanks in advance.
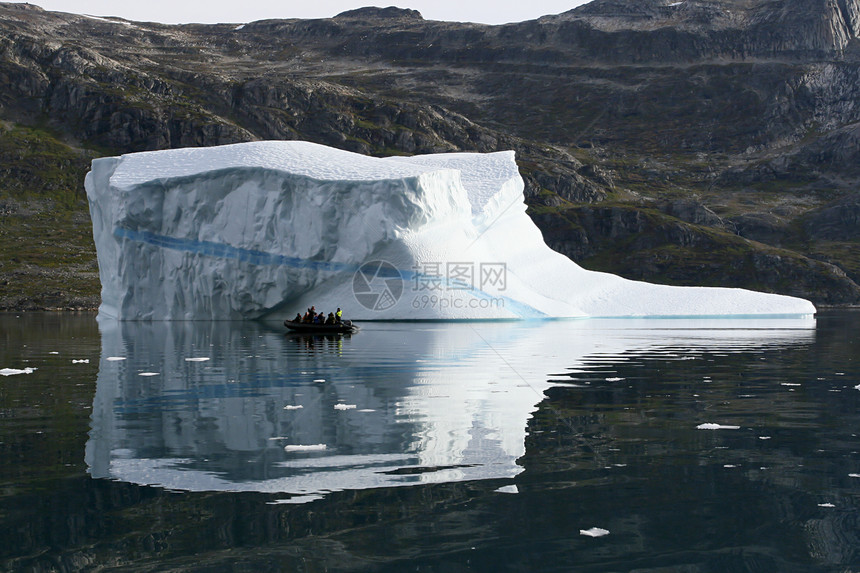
[6,1,592,25]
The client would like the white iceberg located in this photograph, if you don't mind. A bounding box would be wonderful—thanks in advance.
[85,141,816,321]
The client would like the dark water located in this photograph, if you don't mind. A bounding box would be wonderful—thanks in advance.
[1,311,859,572]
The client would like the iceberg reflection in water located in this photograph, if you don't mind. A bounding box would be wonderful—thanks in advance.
[86,317,815,502]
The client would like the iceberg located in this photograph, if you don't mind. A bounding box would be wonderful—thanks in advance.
[85,141,816,320]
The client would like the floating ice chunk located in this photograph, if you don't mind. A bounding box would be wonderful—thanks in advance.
[495,485,519,494]
[106,356,126,361]
[313,379,326,383]
[185,357,210,362]
[818,503,836,508]
[0,367,36,376]
[283,405,304,410]
[697,423,741,430]
[606,377,624,382]
[138,372,160,377]
[334,404,357,410]
[50,351,59,354]
[781,383,801,387]
[284,444,327,452]
[580,527,610,538]
[72,359,90,364]
[850,473,860,478]
[759,436,772,440]
[267,494,325,504]
[85,140,817,321]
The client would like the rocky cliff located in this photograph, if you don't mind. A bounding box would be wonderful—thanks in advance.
[1,0,859,309]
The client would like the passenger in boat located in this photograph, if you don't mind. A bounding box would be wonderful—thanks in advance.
[293,313,302,323]
[335,308,342,323]
[314,312,325,324]
[326,312,336,325]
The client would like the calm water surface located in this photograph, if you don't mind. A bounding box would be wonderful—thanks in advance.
[1,311,859,572]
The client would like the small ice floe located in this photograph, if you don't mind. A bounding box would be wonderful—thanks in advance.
[334,404,356,410]
[284,444,327,452]
[759,436,772,440]
[185,357,210,362]
[854,384,860,391]
[818,503,836,508]
[580,527,610,538]
[849,473,860,478]
[495,485,519,494]
[138,372,160,377]
[72,359,89,364]
[267,494,324,504]
[283,405,304,410]
[267,436,289,441]
[313,379,326,383]
[50,351,59,355]
[723,464,738,468]
[606,377,624,382]
[357,408,376,413]
[106,356,126,361]
[697,423,740,430]
[836,372,846,376]
[781,383,801,387]
[0,367,37,376]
